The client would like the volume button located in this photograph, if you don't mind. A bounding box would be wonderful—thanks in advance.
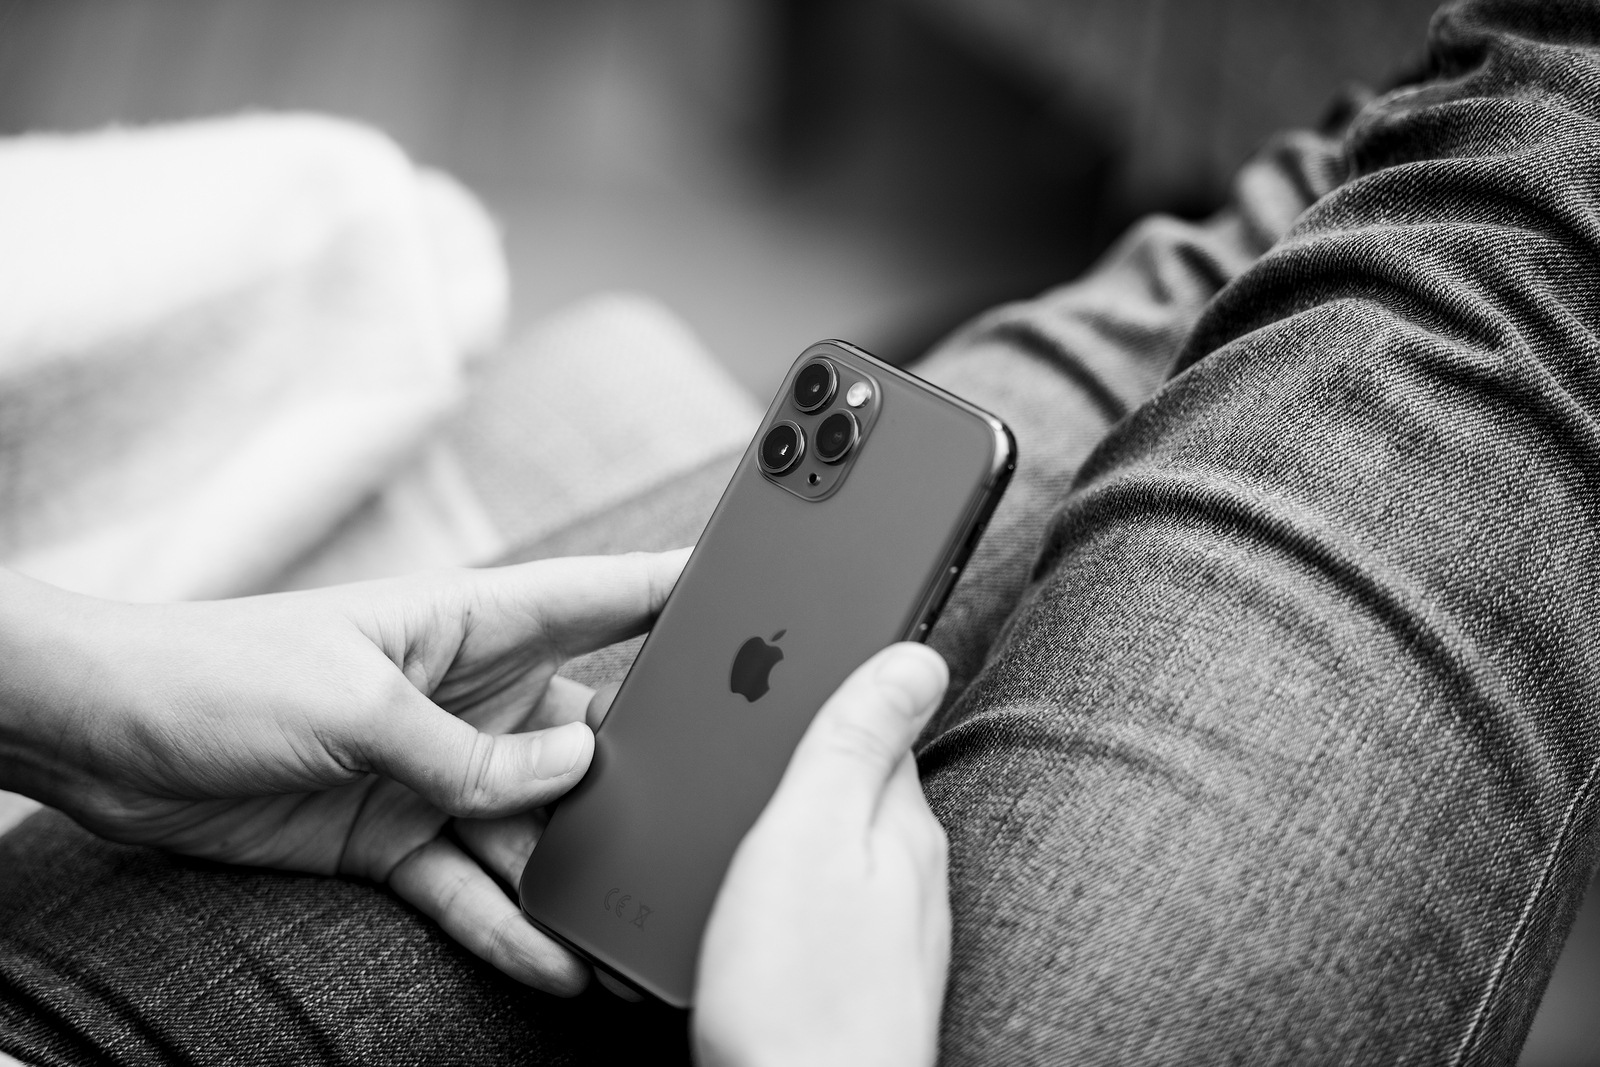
[912,566,961,641]
[928,565,962,625]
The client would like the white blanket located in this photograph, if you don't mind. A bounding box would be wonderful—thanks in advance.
[0,114,508,601]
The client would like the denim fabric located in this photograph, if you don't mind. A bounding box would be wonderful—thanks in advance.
[5,1,1599,1063]
[0,811,693,1066]
[911,119,1350,709]
[919,2,1600,1063]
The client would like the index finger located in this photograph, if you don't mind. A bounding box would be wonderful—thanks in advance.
[476,548,690,663]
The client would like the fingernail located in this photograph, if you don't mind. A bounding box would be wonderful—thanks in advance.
[534,723,590,778]
[873,644,947,716]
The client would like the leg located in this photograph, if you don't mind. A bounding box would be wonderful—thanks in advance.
[0,811,691,1066]
[912,114,1346,705]
[922,3,1600,1062]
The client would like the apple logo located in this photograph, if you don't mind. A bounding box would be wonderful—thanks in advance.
[730,630,785,702]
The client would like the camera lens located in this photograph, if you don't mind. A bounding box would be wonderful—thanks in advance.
[814,411,857,464]
[759,421,805,475]
[792,359,837,413]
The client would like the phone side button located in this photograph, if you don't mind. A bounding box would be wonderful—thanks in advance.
[914,566,962,639]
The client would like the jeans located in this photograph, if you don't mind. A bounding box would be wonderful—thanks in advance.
[6,1,1600,1062]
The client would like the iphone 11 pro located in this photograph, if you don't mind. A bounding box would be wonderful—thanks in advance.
[519,340,1015,1007]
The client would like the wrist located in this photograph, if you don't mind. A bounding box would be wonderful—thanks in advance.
[0,569,126,807]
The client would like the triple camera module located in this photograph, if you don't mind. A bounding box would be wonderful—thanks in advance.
[758,351,879,501]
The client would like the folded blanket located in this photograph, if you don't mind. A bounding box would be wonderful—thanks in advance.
[0,114,507,601]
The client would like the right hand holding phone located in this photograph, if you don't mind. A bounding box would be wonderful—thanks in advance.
[692,643,953,1067]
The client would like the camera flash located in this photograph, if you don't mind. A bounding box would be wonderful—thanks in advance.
[846,382,872,407]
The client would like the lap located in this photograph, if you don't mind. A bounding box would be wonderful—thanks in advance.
[0,810,688,1066]
[0,809,681,1067]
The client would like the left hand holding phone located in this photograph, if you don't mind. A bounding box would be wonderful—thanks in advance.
[0,551,688,995]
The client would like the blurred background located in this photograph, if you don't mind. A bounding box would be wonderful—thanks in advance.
[1,0,1439,395]
[4,1,1596,1063]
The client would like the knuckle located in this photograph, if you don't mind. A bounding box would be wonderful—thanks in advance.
[420,848,474,915]
[447,731,500,813]
[628,550,678,608]
[870,672,925,720]
[484,911,525,973]
[818,712,899,769]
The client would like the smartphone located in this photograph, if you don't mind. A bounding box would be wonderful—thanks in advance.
[518,340,1015,1007]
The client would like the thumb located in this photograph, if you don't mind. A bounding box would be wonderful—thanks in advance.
[362,689,595,817]
[774,643,948,823]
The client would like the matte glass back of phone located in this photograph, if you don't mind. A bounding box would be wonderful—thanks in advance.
[518,343,1010,1006]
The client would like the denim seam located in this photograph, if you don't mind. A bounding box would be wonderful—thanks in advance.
[1450,753,1600,1066]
